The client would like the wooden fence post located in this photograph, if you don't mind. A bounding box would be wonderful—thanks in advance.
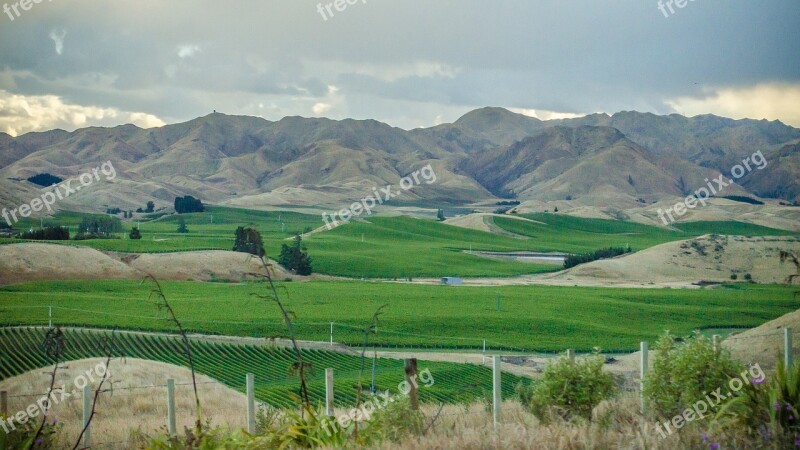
[492,356,502,428]
[712,334,721,354]
[167,379,176,435]
[0,391,7,417]
[566,349,575,362]
[404,359,419,411]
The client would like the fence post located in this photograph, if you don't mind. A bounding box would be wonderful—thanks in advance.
[712,334,721,354]
[167,379,176,435]
[566,349,575,362]
[82,385,91,448]
[49,306,52,328]
[246,374,255,434]
[785,328,794,372]
[492,356,502,428]
[325,369,335,416]
[640,341,648,413]
[404,359,419,411]
[0,390,7,417]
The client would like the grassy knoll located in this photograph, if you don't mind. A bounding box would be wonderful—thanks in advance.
[3,208,797,278]
[491,213,797,253]
[0,328,524,408]
[0,280,795,352]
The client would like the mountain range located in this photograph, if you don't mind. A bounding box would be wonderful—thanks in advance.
[1,107,799,219]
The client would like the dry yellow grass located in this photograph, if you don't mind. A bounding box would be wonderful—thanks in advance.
[0,358,247,449]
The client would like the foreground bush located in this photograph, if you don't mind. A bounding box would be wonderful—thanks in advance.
[644,332,742,418]
[525,352,616,421]
[714,358,800,447]
[0,416,61,450]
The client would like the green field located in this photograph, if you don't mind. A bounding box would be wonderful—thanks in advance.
[4,207,797,278]
[491,213,798,253]
[0,280,795,352]
[0,328,525,408]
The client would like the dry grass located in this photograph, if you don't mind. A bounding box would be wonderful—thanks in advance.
[0,358,247,449]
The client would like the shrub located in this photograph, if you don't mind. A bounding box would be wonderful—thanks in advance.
[362,396,425,444]
[0,415,61,449]
[714,359,800,447]
[644,332,742,419]
[527,352,616,421]
[129,227,142,240]
[744,273,753,282]
[730,273,738,280]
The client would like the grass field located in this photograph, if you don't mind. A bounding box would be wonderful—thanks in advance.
[0,280,795,352]
[491,213,798,253]
[4,207,798,278]
[0,327,525,408]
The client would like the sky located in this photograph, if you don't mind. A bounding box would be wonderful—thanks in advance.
[0,0,798,136]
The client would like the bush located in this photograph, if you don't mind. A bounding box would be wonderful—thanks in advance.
[563,247,632,269]
[361,396,425,444]
[644,332,742,419]
[730,273,738,280]
[526,352,616,421]
[129,228,142,240]
[714,359,800,447]
[0,415,61,449]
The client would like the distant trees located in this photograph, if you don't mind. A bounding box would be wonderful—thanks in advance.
[233,226,265,257]
[563,247,632,270]
[26,173,63,187]
[77,216,122,236]
[174,196,204,214]
[279,235,312,275]
[146,201,155,213]
[129,227,142,240]
[19,226,70,241]
[437,209,446,221]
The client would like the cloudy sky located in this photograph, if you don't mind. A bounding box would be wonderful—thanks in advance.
[0,0,798,136]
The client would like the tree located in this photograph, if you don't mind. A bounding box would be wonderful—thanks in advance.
[129,227,142,240]
[145,201,155,213]
[176,217,188,234]
[232,226,265,257]
[437,209,446,221]
[279,235,313,275]
[174,196,204,214]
